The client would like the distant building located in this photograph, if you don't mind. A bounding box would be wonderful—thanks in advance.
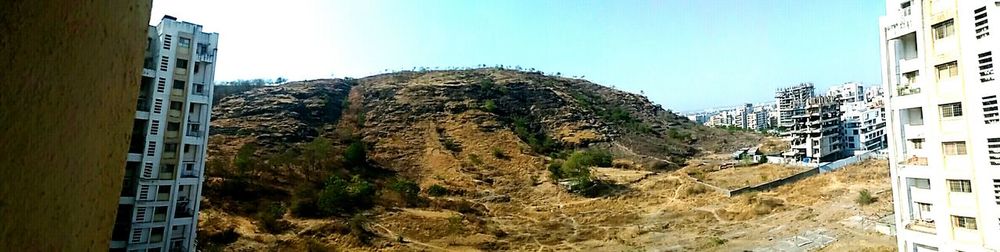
[829,82,887,154]
[775,83,815,130]
[826,82,865,104]
[783,96,843,163]
[880,0,1000,250]
[110,16,218,252]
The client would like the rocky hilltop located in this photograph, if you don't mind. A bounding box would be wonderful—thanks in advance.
[200,68,762,251]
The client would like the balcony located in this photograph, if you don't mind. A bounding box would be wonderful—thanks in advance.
[905,220,936,234]
[901,155,929,166]
[197,53,214,63]
[175,202,194,218]
[897,84,921,96]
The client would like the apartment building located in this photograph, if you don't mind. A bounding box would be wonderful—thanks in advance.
[829,83,889,154]
[827,82,867,104]
[841,101,888,153]
[879,0,999,251]
[782,96,843,163]
[776,83,816,130]
[110,16,218,252]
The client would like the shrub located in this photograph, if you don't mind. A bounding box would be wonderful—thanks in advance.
[344,140,366,168]
[315,175,375,216]
[256,202,288,233]
[547,160,564,179]
[447,214,464,233]
[468,154,483,166]
[856,189,875,205]
[491,147,507,159]
[349,213,373,244]
[427,184,449,196]
[483,99,497,112]
[442,138,462,152]
[389,178,421,206]
[233,143,257,175]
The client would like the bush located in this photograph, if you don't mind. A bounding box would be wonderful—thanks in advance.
[233,143,257,174]
[547,160,564,179]
[256,202,288,234]
[344,140,366,168]
[447,214,464,233]
[468,154,483,166]
[491,147,507,159]
[442,138,462,152]
[427,184,449,196]
[315,176,375,216]
[482,99,497,112]
[856,189,875,205]
[389,178,421,206]
[348,213,373,244]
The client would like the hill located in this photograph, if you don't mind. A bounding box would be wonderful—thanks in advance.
[198,68,766,250]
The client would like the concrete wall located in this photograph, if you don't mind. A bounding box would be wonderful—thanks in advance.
[0,1,153,250]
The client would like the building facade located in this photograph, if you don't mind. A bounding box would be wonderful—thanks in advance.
[776,83,816,130]
[110,16,218,252]
[880,0,1000,251]
[783,96,843,163]
[831,83,889,154]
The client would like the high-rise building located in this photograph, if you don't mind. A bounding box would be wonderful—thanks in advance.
[827,82,866,104]
[110,16,218,252]
[880,0,999,251]
[783,96,843,163]
[776,83,816,130]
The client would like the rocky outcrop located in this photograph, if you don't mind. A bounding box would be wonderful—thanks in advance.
[211,80,351,144]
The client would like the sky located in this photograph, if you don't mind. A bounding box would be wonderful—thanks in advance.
[151,0,886,111]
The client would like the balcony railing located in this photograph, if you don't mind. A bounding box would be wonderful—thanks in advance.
[900,155,928,166]
[186,130,202,137]
[905,220,936,234]
[897,84,921,96]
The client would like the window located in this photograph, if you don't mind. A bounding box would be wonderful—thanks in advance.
[936,61,958,80]
[176,59,189,69]
[910,178,931,189]
[933,19,955,40]
[197,43,208,55]
[194,62,201,74]
[167,122,180,132]
[917,202,931,212]
[179,37,191,48]
[951,215,977,229]
[164,143,178,154]
[948,179,972,193]
[170,101,183,111]
[903,71,919,84]
[172,80,185,90]
[912,138,924,149]
[943,141,967,155]
[162,164,175,173]
[940,102,963,117]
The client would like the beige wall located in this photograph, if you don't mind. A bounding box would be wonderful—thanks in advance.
[0,1,153,250]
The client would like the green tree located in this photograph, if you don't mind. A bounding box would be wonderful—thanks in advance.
[389,178,421,206]
[302,137,333,170]
[233,143,257,175]
[344,140,366,168]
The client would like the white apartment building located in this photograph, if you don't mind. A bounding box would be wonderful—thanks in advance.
[841,100,888,153]
[880,0,999,251]
[830,83,889,154]
[110,16,218,252]
[828,82,867,104]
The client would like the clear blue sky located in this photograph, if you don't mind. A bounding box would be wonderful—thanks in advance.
[151,0,885,111]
